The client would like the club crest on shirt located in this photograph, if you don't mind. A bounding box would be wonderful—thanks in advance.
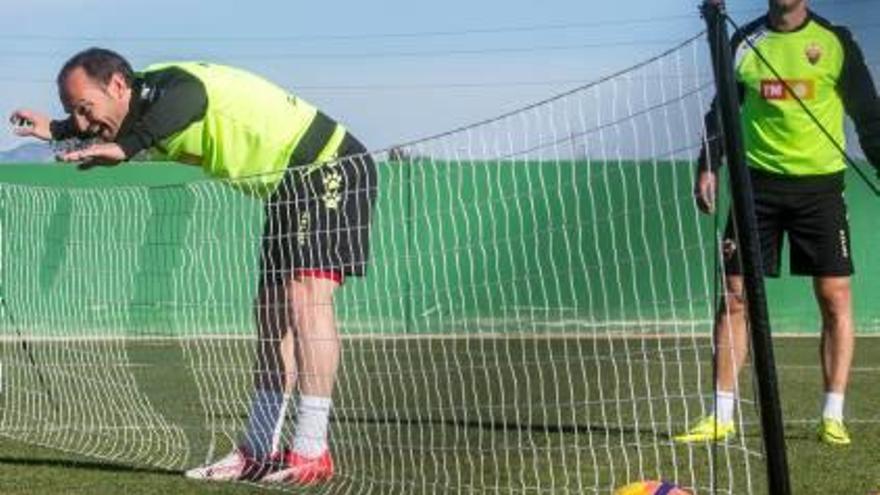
[805,42,822,65]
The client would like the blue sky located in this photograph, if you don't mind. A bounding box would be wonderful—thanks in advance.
[1,0,877,153]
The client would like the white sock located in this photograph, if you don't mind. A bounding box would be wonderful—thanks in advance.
[822,392,845,421]
[713,390,736,424]
[292,395,332,458]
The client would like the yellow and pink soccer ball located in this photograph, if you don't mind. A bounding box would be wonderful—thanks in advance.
[614,480,692,495]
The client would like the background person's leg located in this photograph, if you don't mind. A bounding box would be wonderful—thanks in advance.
[715,197,781,412]
[715,275,749,422]
[786,188,854,439]
[674,276,750,443]
[813,276,854,415]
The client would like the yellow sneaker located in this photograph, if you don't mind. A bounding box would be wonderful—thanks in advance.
[673,414,736,443]
[817,418,851,446]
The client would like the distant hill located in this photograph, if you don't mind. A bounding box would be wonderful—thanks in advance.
[0,142,54,163]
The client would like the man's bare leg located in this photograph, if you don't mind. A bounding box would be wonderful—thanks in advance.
[716,275,750,396]
[184,285,296,479]
[674,275,750,442]
[288,276,340,458]
[814,276,854,420]
[242,284,295,458]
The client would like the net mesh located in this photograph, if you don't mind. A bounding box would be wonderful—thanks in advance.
[0,33,768,493]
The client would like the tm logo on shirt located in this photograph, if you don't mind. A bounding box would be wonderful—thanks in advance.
[760,79,815,100]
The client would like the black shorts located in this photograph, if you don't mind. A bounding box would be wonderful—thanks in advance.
[723,171,853,278]
[259,135,377,286]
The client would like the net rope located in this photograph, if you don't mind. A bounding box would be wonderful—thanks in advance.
[0,32,767,494]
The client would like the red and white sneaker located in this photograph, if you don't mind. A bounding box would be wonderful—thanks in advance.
[262,449,335,485]
[184,447,284,481]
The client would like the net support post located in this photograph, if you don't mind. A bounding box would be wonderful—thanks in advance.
[700,2,791,494]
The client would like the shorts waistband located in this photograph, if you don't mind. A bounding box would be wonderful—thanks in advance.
[749,168,845,194]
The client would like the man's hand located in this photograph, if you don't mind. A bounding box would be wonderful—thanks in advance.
[9,109,52,141]
[694,169,717,214]
[57,142,126,170]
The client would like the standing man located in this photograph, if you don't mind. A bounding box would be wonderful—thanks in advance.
[675,0,880,445]
[10,48,378,484]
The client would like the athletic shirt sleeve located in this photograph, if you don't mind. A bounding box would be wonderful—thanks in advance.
[697,19,759,172]
[115,67,209,159]
[834,26,880,171]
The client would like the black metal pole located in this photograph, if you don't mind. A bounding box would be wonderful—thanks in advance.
[700,2,791,495]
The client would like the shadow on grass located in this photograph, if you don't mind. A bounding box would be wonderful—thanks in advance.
[0,455,179,476]
[219,410,768,441]
[334,413,671,439]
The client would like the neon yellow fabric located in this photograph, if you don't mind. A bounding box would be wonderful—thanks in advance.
[736,20,846,175]
[142,62,346,191]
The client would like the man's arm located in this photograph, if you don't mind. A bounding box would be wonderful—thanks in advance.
[114,67,208,159]
[835,26,880,171]
[693,17,764,214]
[697,18,761,173]
[8,109,60,141]
[58,67,208,165]
[697,97,727,173]
[694,83,744,213]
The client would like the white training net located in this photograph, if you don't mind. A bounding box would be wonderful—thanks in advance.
[0,33,768,493]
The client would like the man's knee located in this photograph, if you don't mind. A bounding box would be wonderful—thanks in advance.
[815,278,852,322]
[817,280,851,306]
[723,293,746,315]
[720,278,747,315]
[288,276,338,319]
